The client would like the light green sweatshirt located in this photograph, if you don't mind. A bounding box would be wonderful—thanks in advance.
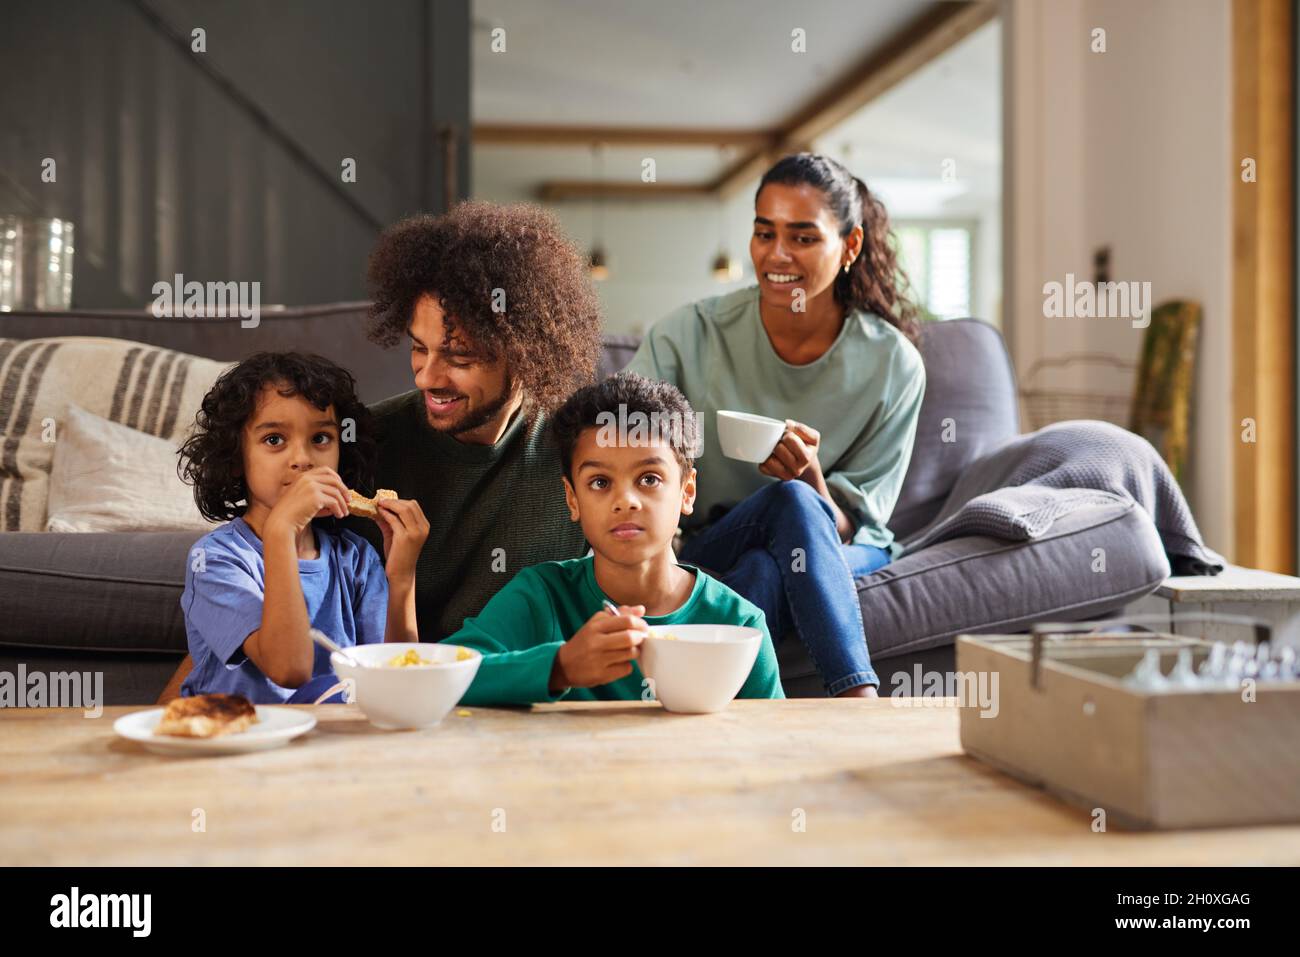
[625,286,926,556]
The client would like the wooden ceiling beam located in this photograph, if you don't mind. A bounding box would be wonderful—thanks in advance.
[532,1,997,202]
[538,181,712,201]
[476,125,776,149]
[713,0,997,197]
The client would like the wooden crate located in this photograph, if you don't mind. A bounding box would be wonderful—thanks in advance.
[957,632,1300,829]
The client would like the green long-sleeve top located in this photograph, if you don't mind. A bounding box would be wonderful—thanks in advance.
[625,285,926,557]
[446,555,785,706]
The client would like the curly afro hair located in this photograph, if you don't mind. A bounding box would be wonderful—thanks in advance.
[177,352,377,523]
[550,372,700,482]
[365,201,604,416]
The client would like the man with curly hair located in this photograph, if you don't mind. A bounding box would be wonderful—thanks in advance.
[349,201,605,641]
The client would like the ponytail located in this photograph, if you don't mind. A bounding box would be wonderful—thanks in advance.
[836,177,920,343]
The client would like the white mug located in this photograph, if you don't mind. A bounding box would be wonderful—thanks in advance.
[716,410,787,463]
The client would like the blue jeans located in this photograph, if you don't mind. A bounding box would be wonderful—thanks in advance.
[679,481,891,695]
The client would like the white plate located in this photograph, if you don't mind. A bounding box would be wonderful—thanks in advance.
[113,706,317,756]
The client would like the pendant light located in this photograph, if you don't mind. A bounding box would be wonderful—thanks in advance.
[711,250,740,282]
[588,143,609,281]
[711,146,740,282]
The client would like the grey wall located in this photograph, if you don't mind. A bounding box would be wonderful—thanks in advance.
[0,0,471,308]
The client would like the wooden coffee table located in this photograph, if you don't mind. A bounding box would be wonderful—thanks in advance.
[2,699,1298,865]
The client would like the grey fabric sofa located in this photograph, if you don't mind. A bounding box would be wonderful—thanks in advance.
[600,321,1174,696]
[0,305,1174,703]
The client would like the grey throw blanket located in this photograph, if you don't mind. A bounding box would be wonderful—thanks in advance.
[899,421,1225,575]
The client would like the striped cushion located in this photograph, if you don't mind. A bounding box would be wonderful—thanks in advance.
[0,337,233,531]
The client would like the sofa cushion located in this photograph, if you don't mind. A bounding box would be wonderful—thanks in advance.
[887,319,1021,539]
[0,336,231,531]
[598,334,640,380]
[776,498,1170,693]
[45,404,218,532]
[0,530,200,654]
[0,303,414,404]
[0,647,179,708]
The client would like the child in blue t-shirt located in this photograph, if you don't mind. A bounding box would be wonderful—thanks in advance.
[176,352,429,703]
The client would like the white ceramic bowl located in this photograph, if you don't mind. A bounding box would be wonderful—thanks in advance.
[716,410,786,463]
[331,642,481,730]
[639,624,762,713]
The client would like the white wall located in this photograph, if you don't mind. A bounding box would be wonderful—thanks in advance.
[470,157,759,336]
[1003,0,1234,559]
[975,210,1002,327]
[551,192,760,338]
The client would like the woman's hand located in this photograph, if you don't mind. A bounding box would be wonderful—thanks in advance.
[759,421,855,542]
[759,420,823,484]
[374,498,430,582]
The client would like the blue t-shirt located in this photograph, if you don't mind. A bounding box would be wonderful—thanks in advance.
[180,517,388,703]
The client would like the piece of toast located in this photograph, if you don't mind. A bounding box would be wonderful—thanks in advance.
[154,693,258,738]
[347,488,397,519]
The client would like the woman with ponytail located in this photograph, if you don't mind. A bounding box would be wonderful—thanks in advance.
[625,152,926,697]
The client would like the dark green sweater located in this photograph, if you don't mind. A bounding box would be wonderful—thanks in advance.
[344,391,589,641]
[451,555,784,706]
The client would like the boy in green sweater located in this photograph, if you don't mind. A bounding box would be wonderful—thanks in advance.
[448,372,784,705]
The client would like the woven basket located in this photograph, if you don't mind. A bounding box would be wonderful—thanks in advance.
[1019,353,1136,431]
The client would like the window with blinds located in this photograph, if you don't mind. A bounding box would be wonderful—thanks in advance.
[894,222,975,320]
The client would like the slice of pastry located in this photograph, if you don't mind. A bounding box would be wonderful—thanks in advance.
[154,693,258,738]
[346,488,398,519]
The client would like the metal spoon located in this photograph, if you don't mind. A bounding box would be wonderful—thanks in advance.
[308,628,365,669]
